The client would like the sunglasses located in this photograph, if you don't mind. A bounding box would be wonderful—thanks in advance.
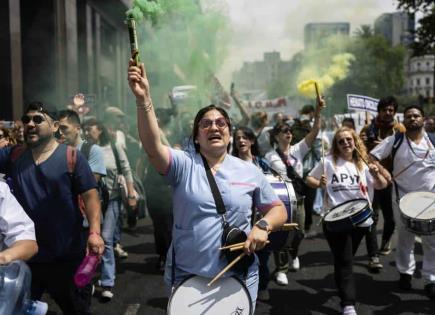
[198,118,228,130]
[0,134,4,139]
[21,115,46,125]
[279,128,292,134]
[337,137,353,146]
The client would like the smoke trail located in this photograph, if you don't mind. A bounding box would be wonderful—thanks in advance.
[297,52,355,98]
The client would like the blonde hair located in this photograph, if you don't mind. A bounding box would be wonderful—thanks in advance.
[331,127,368,171]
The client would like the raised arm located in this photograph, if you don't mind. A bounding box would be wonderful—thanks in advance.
[128,60,170,174]
[230,84,250,127]
[304,98,325,147]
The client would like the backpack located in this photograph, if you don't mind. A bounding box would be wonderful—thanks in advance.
[79,141,110,214]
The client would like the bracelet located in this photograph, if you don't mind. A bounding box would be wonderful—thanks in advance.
[136,100,153,112]
[89,231,100,237]
[127,195,136,200]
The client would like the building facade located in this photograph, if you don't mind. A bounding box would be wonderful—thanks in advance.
[232,51,292,94]
[304,22,350,49]
[374,12,414,46]
[1,0,131,120]
[407,55,434,98]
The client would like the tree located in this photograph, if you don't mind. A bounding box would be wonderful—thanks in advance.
[329,35,406,111]
[353,25,373,39]
[397,0,435,54]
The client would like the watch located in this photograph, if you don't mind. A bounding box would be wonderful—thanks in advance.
[255,219,270,232]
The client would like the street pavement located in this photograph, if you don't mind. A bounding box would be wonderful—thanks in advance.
[46,216,434,315]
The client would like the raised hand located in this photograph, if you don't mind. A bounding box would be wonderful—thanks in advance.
[128,59,151,103]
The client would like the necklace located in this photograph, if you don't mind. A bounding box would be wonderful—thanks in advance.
[34,142,58,165]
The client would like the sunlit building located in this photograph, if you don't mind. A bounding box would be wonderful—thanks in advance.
[407,55,434,98]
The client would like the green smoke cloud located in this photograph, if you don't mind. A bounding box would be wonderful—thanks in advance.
[127,0,231,116]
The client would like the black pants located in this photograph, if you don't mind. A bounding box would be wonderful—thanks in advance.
[148,209,173,259]
[29,261,92,315]
[365,185,395,256]
[304,186,317,231]
[257,247,272,290]
[323,225,368,307]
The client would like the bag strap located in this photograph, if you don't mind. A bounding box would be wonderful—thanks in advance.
[10,145,26,163]
[110,141,123,174]
[66,145,77,174]
[80,141,93,161]
[200,154,226,215]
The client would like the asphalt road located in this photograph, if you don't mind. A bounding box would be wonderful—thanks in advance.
[45,216,434,315]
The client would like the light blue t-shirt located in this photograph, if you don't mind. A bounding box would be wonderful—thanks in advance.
[164,148,281,279]
[77,141,107,176]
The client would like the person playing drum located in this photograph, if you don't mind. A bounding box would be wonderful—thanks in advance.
[370,105,435,300]
[264,99,325,286]
[127,60,287,308]
[306,127,389,315]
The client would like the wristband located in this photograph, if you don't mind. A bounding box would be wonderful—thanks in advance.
[128,195,136,200]
[89,231,100,237]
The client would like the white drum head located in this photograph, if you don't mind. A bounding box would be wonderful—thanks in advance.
[324,199,369,222]
[400,191,435,220]
[168,276,252,315]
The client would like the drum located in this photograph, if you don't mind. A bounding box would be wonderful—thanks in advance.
[264,174,297,250]
[323,199,372,233]
[167,275,252,315]
[399,191,435,235]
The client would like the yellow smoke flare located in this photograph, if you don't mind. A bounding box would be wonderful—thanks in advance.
[297,53,355,98]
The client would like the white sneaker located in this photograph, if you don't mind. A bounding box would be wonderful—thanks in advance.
[275,272,288,286]
[290,257,300,271]
[342,305,357,315]
[114,243,128,259]
[101,287,114,301]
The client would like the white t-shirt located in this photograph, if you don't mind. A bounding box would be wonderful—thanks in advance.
[255,126,273,157]
[309,155,375,210]
[0,182,36,252]
[371,132,435,198]
[265,139,310,179]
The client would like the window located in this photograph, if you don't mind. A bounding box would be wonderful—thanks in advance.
[426,77,431,85]
[416,78,420,86]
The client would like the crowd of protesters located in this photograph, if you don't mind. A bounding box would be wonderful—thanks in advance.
[0,87,434,315]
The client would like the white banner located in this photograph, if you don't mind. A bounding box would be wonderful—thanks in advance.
[245,97,298,116]
[347,94,378,113]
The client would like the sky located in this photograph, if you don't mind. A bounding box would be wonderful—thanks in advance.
[217,0,399,85]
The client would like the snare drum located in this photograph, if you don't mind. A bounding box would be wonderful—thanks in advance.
[264,174,297,250]
[399,191,435,235]
[167,275,252,315]
[323,199,372,233]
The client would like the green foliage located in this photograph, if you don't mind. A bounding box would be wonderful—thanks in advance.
[397,0,435,54]
[328,35,406,112]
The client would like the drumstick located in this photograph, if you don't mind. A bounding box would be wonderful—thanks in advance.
[207,252,246,287]
[219,223,298,251]
[354,146,371,168]
[415,200,435,219]
[229,241,270,252]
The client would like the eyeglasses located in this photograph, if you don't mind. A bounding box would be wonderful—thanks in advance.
[198,118,228,130]
[21,115,45,125]
[337,137,353,146]
[279,128,292,134]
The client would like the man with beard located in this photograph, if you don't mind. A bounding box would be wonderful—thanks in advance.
[360,96,405,273]
[371,105,435,299]
[0,102,104,314]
